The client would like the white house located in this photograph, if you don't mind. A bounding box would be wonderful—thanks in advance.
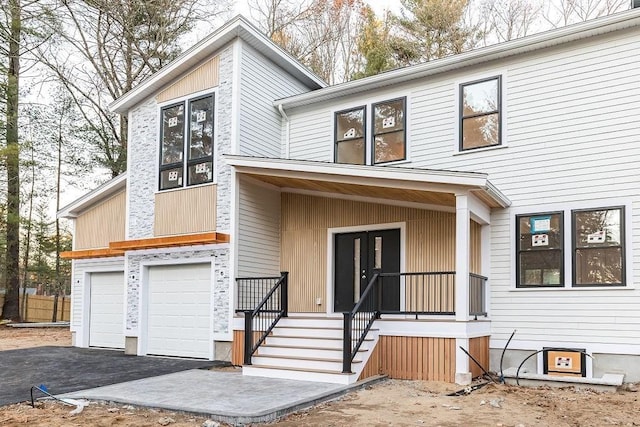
[60,8,640,385]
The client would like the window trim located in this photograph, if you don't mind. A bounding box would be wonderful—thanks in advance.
[158,91,215,191]
[334,105,367,165]
[372,97,407,165]
[515,211,564,289]
[459,75,502,152]
[571,206,625,288]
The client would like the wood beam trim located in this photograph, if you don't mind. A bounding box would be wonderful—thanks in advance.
[60,248,125,260]
[109,232,230,251]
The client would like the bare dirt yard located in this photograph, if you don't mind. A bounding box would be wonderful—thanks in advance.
[1,325,639,427]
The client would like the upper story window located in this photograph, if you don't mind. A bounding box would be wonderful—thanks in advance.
[573,207,624,287]
[159,94,214,191]
[460,76,501,151]
[335,97,407,165]
[335,106,366,165]
[373,98,406,164]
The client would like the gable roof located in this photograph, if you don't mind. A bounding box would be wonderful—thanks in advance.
[275,8,640,109]
[57,173,127,219]
[110,15,326,114]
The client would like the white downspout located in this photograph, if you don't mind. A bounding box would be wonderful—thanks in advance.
[277,104,290,159]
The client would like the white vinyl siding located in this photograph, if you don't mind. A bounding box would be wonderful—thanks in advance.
[237,176,281,277]
[238,42,310,158]
[71,258,125,330]
[282,28,640,352]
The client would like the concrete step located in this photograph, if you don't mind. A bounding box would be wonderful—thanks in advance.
[263,335,374,350]
[258,344,366,359]
[277,317,344,328]
[272,326,380,339]
[251,354,362,371]
[242,365,358,385]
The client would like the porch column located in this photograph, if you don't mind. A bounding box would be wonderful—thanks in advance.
[455,194,470,322]
[454,194,472,385]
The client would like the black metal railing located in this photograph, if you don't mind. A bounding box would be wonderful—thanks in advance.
[343,271,381,373]
[342,270,488,372]
[236,275,284,312]
[237,272,288,365]
[469,273,488,318]
[380,271,456,317]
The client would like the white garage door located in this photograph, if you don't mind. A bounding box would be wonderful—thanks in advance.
[89,271,125,349]
[147,263,211,359]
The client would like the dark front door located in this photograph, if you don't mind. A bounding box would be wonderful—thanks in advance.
[334,229,400,313]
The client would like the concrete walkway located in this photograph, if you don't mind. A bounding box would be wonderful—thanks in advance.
[62,369,383,424]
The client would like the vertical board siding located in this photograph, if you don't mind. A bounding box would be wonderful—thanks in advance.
[232,330,244,366]
[470,220,481,275]
[156,57,219,103]
[238,177,281,277]
[239,43,310,158]
[75,191,126,250]
[374,336,455,382]
[154,185,217,236]
[281,193,458,312]
[468,336,491,379]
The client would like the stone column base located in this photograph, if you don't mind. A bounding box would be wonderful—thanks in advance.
[455,372,472,385]
[124,336,138,355]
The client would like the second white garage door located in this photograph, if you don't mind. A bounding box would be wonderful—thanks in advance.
[146,263,212,359]
[89,271,125,349]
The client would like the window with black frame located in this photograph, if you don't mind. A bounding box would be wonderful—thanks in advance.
[159,94,214,190]
[572,207,624,287]
[516,212,563,287]
[460,76,501,151]
[335,107,365,165]
[373,98,406,164]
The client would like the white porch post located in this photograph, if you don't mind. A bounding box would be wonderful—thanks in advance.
[455,194,470,322]
[455,194,471,384]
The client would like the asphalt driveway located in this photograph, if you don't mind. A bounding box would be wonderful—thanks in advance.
[0,346,218,406]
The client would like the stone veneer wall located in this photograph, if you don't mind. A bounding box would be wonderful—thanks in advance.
[125,247,230,335]
[124,44,235,339]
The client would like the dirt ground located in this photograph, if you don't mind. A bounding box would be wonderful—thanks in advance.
[2,325,639,427]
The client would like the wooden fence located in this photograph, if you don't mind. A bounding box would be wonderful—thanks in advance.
[0,294,71,322]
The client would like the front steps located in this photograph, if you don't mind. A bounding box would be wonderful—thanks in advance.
[242,316,378,385]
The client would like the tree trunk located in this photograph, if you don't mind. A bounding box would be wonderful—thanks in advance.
[2,0,22,322]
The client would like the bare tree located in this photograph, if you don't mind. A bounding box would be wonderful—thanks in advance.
[39,0,230,177]
[478,0,542,44]
[249,0,366,84]
[542,0,628,28]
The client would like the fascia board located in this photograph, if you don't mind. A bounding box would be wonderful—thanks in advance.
[224,155,488,189]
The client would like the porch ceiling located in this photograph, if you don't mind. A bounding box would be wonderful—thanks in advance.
[225,155,511,209]
[246,174,456,206]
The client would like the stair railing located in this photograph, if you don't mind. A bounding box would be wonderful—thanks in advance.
[241,271,288,365]
[342,270,381,374]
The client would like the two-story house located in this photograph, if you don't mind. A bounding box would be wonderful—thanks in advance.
[60,9,640,386]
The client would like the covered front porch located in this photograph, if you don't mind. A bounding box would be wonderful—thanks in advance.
[226,156,510,384]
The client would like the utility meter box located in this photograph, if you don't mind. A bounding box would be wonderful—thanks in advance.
[543,348,586,377]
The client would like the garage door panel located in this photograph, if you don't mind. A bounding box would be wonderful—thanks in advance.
[146,264,211,359]
[89,271,125,349]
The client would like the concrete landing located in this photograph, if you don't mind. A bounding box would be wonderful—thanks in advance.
[502,367,624,392]
[61,369,384,424]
